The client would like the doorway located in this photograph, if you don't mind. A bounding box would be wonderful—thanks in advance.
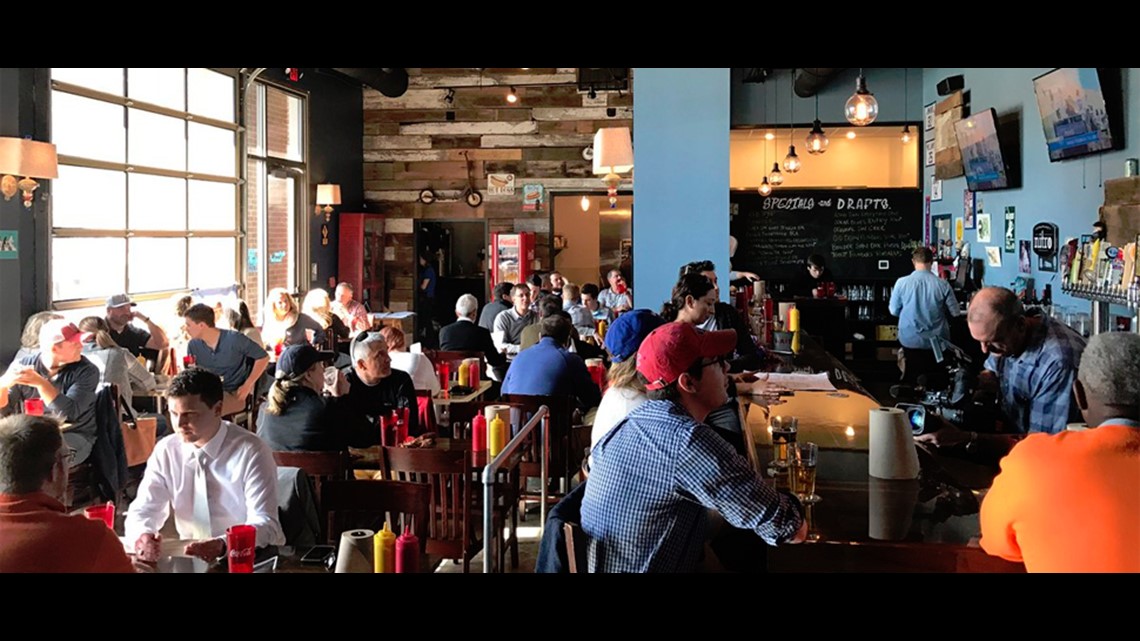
[415,220,488,345]
[551,192,633,291]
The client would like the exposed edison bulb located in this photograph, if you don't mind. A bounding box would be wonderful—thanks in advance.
[769,162,784,186]
[900,124,912,144]
[844,75,879,126]
[782,145,802,173]
[805,120,829,155]
[580,195,590,211]
[758,176,772,196]
[506,86,519,104]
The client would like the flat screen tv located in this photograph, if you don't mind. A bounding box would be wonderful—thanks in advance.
[1032,68,1125,162]
[954,108,1013,192]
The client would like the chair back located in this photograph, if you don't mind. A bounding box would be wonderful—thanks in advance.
[500,393,579,500]
[381,446,479,570]
[272,450,351,516]
[319,479,432,562]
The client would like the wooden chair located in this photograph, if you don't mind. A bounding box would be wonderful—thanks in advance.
[500,393,584,516]
[564,522,586,574]
[272,450,352,516]
[319,479,432,569]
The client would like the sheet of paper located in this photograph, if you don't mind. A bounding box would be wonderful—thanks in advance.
[747,372,837,392]
[371,311,416,319]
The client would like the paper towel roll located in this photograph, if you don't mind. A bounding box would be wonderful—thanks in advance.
[334,529,375,573]
[868,407,920,480]
[867,477,920,541]
[752,280,765,303]
[484,404,513,428]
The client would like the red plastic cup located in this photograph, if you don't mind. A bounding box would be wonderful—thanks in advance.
[23,398,45,416]
[274,342,284,357]
[226,524,257,573]
[183,355,196,369]
[437,362,451,393]
[83,501,115,529]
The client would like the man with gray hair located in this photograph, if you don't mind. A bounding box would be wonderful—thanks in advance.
[0,414,135,572]
[439,294,508,381]
[337,330,418,442]
[980,331,1140,572]
[917,286,1085,457]
[331,282,372,334]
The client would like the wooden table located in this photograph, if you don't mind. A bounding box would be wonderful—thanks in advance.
[432,380,492,406]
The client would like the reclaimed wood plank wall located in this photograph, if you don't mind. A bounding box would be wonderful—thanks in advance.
[362,68,633,310]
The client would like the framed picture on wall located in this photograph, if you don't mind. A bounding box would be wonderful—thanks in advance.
[925,140,935,167]
[931,178,943,201]
[924,102,936,131]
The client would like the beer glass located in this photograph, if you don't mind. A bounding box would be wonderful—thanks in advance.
[791,441,821,504]
[768,416,798,474]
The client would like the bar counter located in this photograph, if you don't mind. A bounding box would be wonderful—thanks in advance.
[745,335,1024,572]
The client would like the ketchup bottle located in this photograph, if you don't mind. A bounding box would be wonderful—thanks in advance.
[471,414,488,452]
[395,523,420,574]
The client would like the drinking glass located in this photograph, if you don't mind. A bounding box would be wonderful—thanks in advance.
[791,442,821,504]
[226,524,257,573]
[23,398,45,416]
[83,501,115,529]
[768,416,798,474]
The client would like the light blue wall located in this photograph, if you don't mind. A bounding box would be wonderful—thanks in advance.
[923,68,1139,313]
[733,68,925,128]
[632,68,731,308]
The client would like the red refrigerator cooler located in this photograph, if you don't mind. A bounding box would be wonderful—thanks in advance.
[490,232,536,290]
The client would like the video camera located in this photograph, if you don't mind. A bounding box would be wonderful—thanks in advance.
[890,339,996,435]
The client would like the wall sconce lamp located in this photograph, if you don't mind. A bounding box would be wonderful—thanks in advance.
[580,195,591,212]
[0,137,59,210]
[315,183,341,222]
[592,127,633,209]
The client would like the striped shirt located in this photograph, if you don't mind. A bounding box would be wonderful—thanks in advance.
[985,311,1086,435]
[581,399,803,572]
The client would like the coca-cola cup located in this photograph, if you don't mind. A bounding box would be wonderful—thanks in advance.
[226,524,257,573]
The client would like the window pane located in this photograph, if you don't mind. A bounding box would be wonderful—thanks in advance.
[52,92,125,163]
[52,68,123,95]
[127,108,185,171]
[188,237,236,290]
[266,87,303,162]
[188,180,236,231]
[52,166,126,230]
[127,68,185,111]
[266,173,296,294]
[128,174,186,231]
[128,238,186,294]
[188,122,235,178]
[53,237,125,301]
[188,68,234,122]
[245,84,264,156]
[245,159,264,321]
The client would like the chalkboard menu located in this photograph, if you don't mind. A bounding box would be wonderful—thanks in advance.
[730,188,923,281]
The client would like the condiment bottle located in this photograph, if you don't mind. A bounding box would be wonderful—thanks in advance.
[395,523,419,574]
[489,413,506,457]
[471,414,488,452]
[458,359,469,387]
[373,522,396,573]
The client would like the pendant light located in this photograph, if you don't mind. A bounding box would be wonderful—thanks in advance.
[758,130,772,195]
[805,94,829,154]
[782,71,801,173]
[580,194,591,211]
[767,82,784,186]
[900,68,912,143]
[844,68,879,126]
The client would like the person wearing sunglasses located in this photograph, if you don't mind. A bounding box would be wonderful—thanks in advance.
[916,287,1085,457]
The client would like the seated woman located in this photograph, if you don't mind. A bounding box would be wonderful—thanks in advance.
[220,300,264,350]
[256,344,353,452]
[76,316,156,411]
[378,326,440,396]
[302,288,350,347]
[589,309,665,459]
[260,287,327,359]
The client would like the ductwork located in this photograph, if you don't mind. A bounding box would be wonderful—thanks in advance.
[331,68,409,98]
[794,68,847,98]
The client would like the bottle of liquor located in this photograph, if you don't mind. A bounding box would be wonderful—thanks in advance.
[1041,284,1053,307]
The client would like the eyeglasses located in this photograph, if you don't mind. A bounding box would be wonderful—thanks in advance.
[694,355,729,370]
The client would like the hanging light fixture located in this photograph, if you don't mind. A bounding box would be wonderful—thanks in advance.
[757,130,772,196]
[805,94,829,154]
[769,162,784,186]
[900,68,912,143]
[506,86,519,104]
[580,194,591,211]
[783,71,801,173]
[844,68,879,126]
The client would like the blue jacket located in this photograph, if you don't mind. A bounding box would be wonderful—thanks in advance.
[500,337,601,410]
[535,481,587,573]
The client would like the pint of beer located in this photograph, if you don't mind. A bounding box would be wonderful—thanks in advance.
[791,441,820,504]
[770,415,798,469]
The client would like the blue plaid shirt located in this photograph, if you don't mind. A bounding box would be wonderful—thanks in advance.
[581,399,804,572]
[985,312,1086,435]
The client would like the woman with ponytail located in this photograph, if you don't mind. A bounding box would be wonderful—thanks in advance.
[256,344,351,452]
[659,273,718,324]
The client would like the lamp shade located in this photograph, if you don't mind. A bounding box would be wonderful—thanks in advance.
[316,183,342,206]
[592,127,633,176]
[0,137,58,179]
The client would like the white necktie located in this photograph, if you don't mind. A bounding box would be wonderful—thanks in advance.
[192,449,212,540]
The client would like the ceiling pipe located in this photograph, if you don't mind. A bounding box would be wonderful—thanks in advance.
[330,68,409,98]
[793,68,847,98]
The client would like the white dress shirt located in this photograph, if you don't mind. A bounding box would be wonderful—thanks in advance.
[389,351,441,394]
[125,420,285,549]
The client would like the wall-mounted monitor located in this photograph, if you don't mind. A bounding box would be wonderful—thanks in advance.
[1032,68,1125,162]
[954,108,1015,192]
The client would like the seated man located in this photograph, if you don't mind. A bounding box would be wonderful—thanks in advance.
[439,294,508,381]
[917,287,1086,458]
[582,322,806,572]
[330,282,373,334]
[562,282,594,333]
[104,293,170,362]
[502,315,601,412]
[0,320,100,466]
[126,368,285,563]
[337,331,419,443]
[0,414,134,573]
[491,284,538,360]
[597,269,633,314]
[478,282,514,331]
[580,283,614,324]
[980,331,1140,572]
[183,303,269,417]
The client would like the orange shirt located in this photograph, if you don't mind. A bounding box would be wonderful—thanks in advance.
[980,423,1140,572]
[0,492,134,573]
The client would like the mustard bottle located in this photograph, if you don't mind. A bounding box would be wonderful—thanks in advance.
[373,521,396,573]
[489,413,506,457]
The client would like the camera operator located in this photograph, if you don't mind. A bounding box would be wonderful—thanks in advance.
[916,287,1086,459]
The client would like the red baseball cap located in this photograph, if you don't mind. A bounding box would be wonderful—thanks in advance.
[636,323,736,391]
[38,319,89,347]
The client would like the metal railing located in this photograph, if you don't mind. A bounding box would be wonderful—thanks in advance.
[482,405,549,573]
